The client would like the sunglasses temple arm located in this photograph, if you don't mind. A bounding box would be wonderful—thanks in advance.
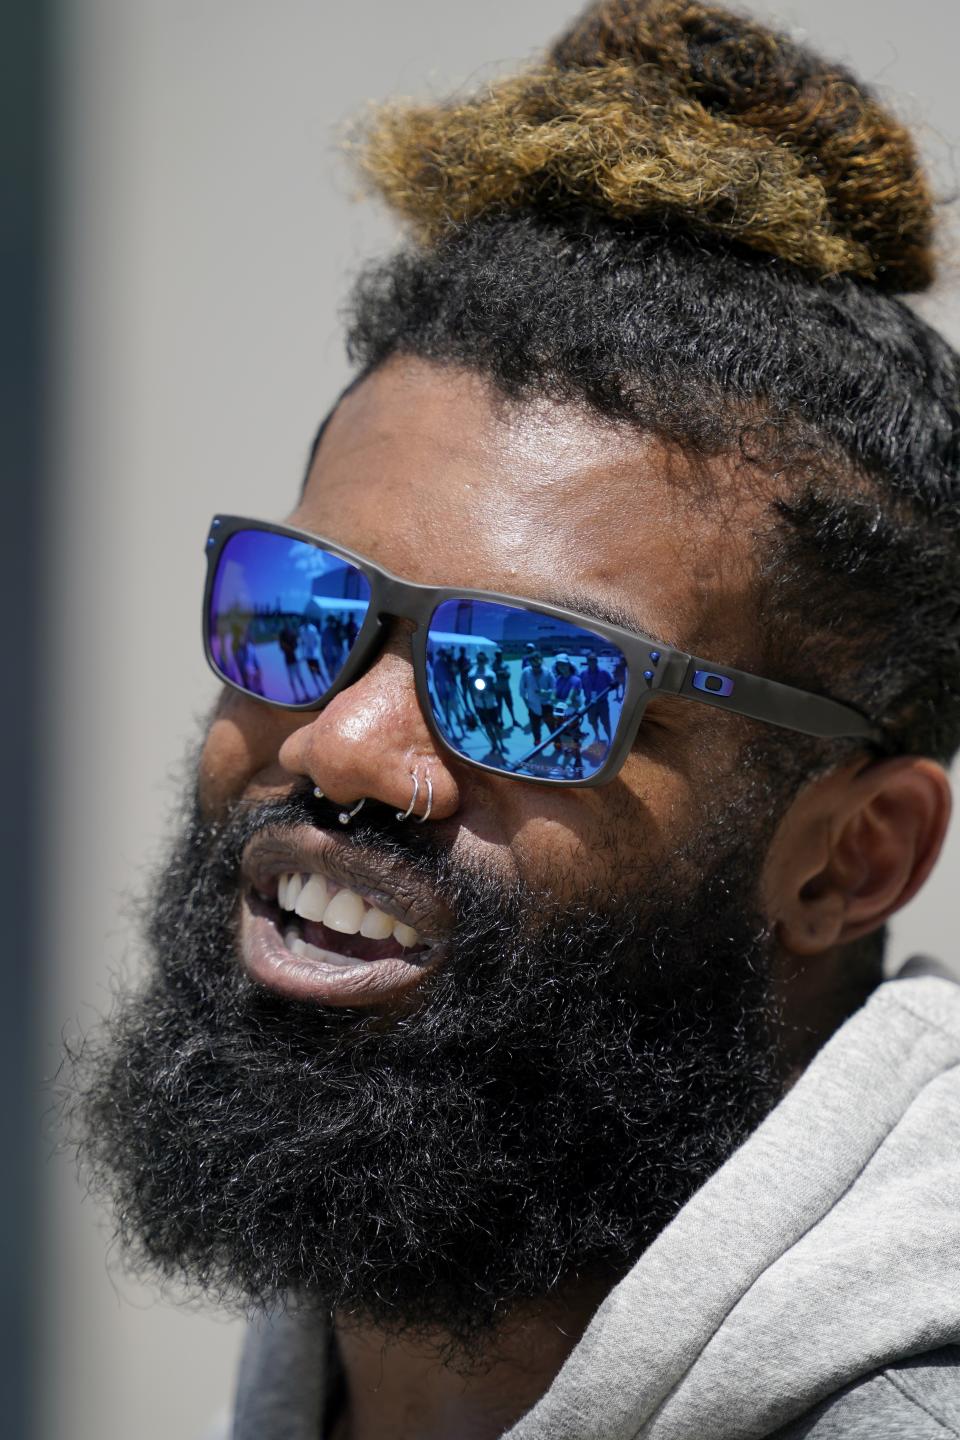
[657,654,882,742]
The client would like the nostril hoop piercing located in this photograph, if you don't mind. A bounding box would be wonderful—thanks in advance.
[396,772,420,822]
[338,798,365,825]
[413,774,433,824]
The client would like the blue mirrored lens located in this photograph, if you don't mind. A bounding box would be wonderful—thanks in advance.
[208,529,371,704]
[426,599,627,780]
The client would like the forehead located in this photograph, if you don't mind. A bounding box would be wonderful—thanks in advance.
[294,358,765,659]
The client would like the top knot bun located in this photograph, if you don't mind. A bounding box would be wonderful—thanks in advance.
[357,0,935,292]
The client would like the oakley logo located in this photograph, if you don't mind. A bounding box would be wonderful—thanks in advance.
[692,671,735,697]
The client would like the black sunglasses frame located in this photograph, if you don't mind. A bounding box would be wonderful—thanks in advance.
[203,514,882,788]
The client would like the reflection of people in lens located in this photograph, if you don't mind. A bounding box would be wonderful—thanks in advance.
[469,651,504,752]
[581,654,614,743]
[431,646,465,739]
[613,654,627,701]
[455,646,472,701]
[278,619,309,702]
[520,651,554,746]
[493,650,517,728]
[234,629,263,696]
[552,654,586,777]
[321,615,345,680]
[298,621,324,693]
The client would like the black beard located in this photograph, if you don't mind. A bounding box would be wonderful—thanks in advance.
[67,776,787,1351]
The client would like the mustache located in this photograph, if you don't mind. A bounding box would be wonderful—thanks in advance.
[193,779,533,981]
[216,777,463,892]
[195,776,776,979]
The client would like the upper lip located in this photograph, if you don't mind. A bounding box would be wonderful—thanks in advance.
[241,826,453,942]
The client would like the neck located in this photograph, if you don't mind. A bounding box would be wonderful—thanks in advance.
[771,941,881,1080]
[331,1277,611,1440]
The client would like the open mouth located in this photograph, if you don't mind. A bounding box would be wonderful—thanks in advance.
[250,871,430,966]
[239,831,448,1007]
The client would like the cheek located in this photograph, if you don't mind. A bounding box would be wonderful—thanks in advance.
[197,693,296,818]
[500,755,694,904]
[198,715,256,817]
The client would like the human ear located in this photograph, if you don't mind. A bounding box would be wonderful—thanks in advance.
[764,756,952,957]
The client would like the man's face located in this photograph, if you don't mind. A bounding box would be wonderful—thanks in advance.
[201,357,767,917]
[74,357,795,1348]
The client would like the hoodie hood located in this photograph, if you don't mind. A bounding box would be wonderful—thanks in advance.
[228,959,960,1440]
[509,958,960,1438]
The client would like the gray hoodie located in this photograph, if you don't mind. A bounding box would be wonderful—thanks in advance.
[223,958,960,1439]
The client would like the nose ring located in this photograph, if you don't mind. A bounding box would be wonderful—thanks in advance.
[414,774,433,824]
[396,771,433,824]
[396,772,419,822]
[315,775,431,825]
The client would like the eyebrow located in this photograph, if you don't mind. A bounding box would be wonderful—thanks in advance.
[537,584,679,652]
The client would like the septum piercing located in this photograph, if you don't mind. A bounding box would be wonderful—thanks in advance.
[313,776,431,824]
[313,787,366,825]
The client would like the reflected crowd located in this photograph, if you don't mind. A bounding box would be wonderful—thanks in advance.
[426,639,626,780]
[211,605,361,704]
[209,556,631,783]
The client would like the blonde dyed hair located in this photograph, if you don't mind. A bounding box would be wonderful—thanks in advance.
[357,0,934,292]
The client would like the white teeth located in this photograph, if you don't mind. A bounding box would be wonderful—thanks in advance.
[283,923,355,967]
[295,873,329,922]
[278,872,304,912]
[323,889,365,934]
[301,937,360,968]
[276,871,425,951]
[359,905,394,939]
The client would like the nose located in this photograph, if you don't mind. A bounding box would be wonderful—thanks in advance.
[276,628,463,821]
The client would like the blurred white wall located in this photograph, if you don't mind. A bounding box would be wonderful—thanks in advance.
[43,3,960,1438]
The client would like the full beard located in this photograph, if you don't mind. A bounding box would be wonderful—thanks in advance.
[67,776,787,1351]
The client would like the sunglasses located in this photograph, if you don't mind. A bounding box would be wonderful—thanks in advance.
[203,515,881,787]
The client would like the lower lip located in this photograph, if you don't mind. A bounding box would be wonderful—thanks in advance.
[240,897,439,1007]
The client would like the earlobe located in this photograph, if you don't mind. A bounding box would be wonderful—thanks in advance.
[834,758,952,944]
[767,756,952,958]
[785,883,848,957]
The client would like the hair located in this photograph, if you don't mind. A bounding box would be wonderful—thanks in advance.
[336,0,960,793]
